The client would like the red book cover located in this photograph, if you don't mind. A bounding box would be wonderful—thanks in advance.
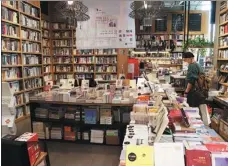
[204,143,228,152]
[186,149,211,166]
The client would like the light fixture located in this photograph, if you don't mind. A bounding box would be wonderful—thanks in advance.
[144,1,147,9]
[67,1,73,5]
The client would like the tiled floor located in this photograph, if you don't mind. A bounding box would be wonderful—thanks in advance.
[47,142,121,166]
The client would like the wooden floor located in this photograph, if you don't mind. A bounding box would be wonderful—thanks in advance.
[47,142,121,166]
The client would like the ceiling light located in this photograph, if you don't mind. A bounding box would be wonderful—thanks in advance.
[144,1,147,9]
[68,1,73,5]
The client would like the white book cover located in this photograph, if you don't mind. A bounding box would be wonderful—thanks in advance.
[154,143,185,166]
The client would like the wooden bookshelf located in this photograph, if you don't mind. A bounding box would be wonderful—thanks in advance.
[217,1,228,90]
[1,1,43,122]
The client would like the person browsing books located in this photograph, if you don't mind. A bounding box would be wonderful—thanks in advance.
[183,52,205,107]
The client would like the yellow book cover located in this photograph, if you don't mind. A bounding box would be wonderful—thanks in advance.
[126,145,154,166]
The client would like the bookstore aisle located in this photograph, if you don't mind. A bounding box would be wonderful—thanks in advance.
[47,142,121,166]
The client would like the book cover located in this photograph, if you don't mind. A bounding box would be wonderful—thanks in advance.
[186,149,211,166]
[126,145,154,166]
[211,153,228,166]
[154,143,185,166]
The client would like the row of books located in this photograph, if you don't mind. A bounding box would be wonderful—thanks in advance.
[52,40,72,47]
[44,66,51,73]
[23,67,42,77]
[220,64,228,71]
[21,29,41,41]
[218,50,228,59]
[24,78,42,90]
[2,39,19,51]
[53,66,72,72]
[52,31,72,38]
[44,74,52,81]
[53,48,72,56]
[219,37,228,47]
[75,66,94,72]
[76,74,94,79]
[2,67,21,80]
[42,39,49,47]
[2,54,21,65]
[43,57,51,64]
[220,12,228,24]
[220,25,228,36]
[54,57,71,63]
[52,23,72,30]
[95,57,117,64]
[9,81,21,93]
[20,2,39,18]
[42,30,49,38]
[15,93,24,106]
[41,20,49,29]
[96,74,117,80]
[2,23,19,37]
[96,66,117,73]
[43,48,50,56]
[2,7,18,23]
[2,1,18,9]
[220,1,228,11]
[75,57,94,64]
[21,15,40,30]
[54,74,73,82]
[22,42,40,52]
[23,54,40,65]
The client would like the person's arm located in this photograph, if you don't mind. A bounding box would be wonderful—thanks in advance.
[185,83,193,94]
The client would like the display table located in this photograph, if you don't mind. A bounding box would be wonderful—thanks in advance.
[30,99,133,146]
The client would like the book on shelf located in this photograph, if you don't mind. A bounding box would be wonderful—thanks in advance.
[2,54,21,65]
[23,67,42,77]
[53,48,71,56]
[75,57,94,63]
[44,74,52,82]
[54,74,73,82]
[15,93,24,106]
[20,1,39,17]
[77,49,93,55]
[24,78,42,90]
[2,39,19,51]
[219,50,228,59]
[2,1,18,9]
[96,74,117,81]
[52,40,72,47]
[94,49,117,55]
[54,65,72,72]
[95,57,117,64]
[41,20,49,29]
[96,66,117,72]
[52,31,72,38]
[54,57,72,63]
[52,23,71,30]
[21,15,40,29]
[219,37,228,48]
[42,29,49,38]
[42,39,49,47]
[220,25,228,35]
[23,54,40,64]
[220,13,228,24]
[75,66,94,72]
[43,48,50,56]
[2,67,21,80]
[220,1,228,11]
[43,57,51,64]
[44,66,51,73]
[22,42,40,53]
[21,29,40,41]
[2,7,18,23]
[218,75,228,84]
[16,107,24,119]
[75,74,94,79]
[9,81,20,93]
[2,23,19,37]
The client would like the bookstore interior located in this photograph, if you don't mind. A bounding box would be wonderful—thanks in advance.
[2,0,228,166]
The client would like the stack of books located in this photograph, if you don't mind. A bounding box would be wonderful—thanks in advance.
[90,129,104,144]
[50,127,62,139]
[32,122,45,139]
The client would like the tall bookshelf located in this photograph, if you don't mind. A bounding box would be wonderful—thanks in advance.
[41,16,52,84]
[1,1,43,122]
[51,23,75,84]
[217,1,228,88]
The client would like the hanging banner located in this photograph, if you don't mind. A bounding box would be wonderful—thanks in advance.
[76,1,136,49]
